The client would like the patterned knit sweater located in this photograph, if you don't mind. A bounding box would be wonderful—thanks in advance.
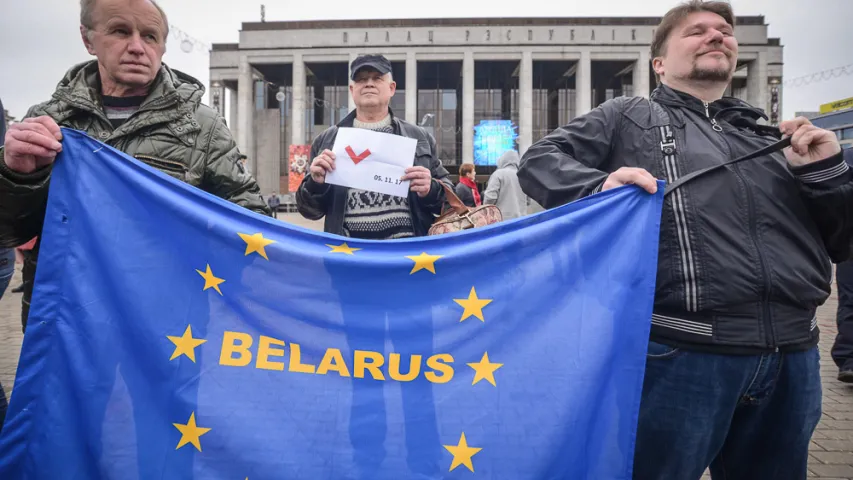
[343,116,416,240]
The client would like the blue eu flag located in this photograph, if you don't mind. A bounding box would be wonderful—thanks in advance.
[0,128,663,479]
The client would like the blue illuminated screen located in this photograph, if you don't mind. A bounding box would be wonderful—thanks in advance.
[473,120,518,166]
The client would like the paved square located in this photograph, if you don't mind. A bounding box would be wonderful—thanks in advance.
[1,215,851,477]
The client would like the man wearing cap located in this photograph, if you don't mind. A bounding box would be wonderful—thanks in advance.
[296,54,450,477]
[296,54,452,239]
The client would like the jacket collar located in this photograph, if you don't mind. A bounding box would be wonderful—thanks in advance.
[650,84,773,134]
[338,107,399,132]
[47,60,206,139]
[51,61,203,119]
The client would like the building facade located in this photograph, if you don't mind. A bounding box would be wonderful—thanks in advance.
[209,17,784,194]
[811,108,853,151]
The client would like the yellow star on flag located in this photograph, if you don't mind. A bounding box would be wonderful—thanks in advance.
[196,265,225,296]
[467,352,504,387]
[443,432,482,472]
[238,232,276,260]
[167,325,207,363]
[173,412,211,452]
[454,287,493,322]
[405,252,443,274]
[326,242,361,255]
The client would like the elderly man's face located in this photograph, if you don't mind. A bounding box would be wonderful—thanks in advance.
[350,69,396,111]
[81,0,167,94]
[655,11,738,85]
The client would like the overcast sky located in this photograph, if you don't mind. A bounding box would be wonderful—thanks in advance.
[1,0,850,120]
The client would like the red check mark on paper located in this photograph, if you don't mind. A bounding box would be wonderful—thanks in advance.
[345,146,372,165]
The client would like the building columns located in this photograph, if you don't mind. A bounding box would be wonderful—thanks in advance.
[228,87,239,142]
[292,54,306,148]
[519,51,533,156]
[576,50,592,116]
[405,52,417,124]
[348,52,357,112]
[634,50,650,98]
[237,56,254,173]
[462,51,475,164]
[747,52,768,115]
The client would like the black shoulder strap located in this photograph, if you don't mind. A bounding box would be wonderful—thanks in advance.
[663,137,790,196]
[649,99,790,197]
[649,99,679,189]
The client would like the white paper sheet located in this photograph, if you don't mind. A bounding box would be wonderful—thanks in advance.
[325,127,417,197]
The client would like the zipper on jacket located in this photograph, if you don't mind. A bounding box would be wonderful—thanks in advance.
[703,101,724,132]
[705,103,776,349]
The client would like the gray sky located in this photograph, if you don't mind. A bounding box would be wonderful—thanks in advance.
[1,0,850,120]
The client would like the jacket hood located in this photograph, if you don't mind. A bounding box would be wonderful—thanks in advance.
[497,149,520,169]
[51,60,205,112]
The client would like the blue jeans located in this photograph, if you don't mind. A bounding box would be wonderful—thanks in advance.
[0,248,14,432]
[633,341,822,480]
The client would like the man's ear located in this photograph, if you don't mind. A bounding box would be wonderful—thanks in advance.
[652,57,665,79]
[81,26,97,56]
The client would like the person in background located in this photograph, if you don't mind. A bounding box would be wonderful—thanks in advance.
[831,147,853,382]
[483,150,528,220]
[455,163,480,208]
[296,54,451,239]
[268,193,280,219]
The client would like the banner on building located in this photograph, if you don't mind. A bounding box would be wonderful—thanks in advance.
[820,96,853,114]
[0,128,665,479]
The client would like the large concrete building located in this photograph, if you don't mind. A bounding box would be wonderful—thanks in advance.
[209,17,783,195]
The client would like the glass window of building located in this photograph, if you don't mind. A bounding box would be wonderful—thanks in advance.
[305,63,350,142]
[532,61,578,143]
[417,61,462,164]
[472,61,520,166]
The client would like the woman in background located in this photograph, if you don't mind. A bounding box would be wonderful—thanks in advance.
[455,163,481,208]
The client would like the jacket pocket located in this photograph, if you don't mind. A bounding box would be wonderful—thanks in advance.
[135,154,188,181]
[646,340,682,360]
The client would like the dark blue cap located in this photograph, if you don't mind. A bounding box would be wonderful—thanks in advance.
[350,54,393,80]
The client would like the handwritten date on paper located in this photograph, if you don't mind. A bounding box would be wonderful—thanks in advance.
[326,127,417,197]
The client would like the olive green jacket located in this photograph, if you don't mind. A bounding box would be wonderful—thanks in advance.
[0,60,269,329]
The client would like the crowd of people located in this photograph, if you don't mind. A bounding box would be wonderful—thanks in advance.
[1,0,852,478]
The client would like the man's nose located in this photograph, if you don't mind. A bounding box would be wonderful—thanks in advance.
[127,33,145,54]
[707,28,725,43]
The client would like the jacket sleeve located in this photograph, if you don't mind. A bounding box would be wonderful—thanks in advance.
[0,104,54,248]
[483,172,502,205]
[202,117,271,216]
[789,151,853,262]
[413,131,451,215]
[517,97,628,209]
[295,133,334,221]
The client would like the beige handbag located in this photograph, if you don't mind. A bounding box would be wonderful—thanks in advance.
[428,184,503,236]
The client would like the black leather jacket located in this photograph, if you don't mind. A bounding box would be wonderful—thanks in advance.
[296,110,451,237]
[518,85,852,353]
